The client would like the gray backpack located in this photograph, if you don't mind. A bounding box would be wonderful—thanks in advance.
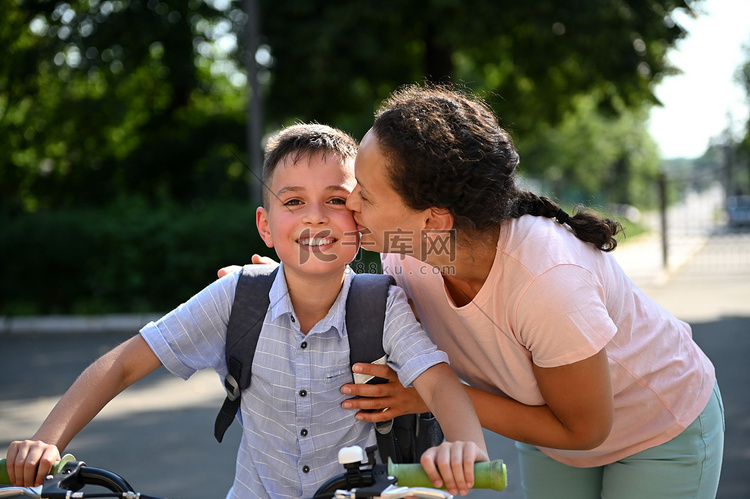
[213,264,444,464]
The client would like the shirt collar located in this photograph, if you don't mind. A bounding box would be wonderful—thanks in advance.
[267,263,355,338]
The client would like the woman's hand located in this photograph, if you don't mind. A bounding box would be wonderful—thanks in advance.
[6,439,61,487]
[420,441,489,496]
[216,255,276,278]
[341,363,429,422]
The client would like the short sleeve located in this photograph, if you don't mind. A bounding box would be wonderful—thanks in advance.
[381,285,449,387]
[514,264,617,368]
[139,272,239,379]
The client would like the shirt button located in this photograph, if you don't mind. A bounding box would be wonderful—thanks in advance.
[300,341,308,349]
[291,316,296,323]
[299,389,307,397]
[302,465,310,474]
[300,428,308,437]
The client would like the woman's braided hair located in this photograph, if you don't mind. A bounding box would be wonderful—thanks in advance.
[371,84,622,251]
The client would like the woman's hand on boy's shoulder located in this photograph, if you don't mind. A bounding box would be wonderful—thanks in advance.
[217,265,241,278]
[216,255,277,278]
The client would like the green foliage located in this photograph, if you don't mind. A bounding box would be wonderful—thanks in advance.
[735,44,750,194]
[517,95,661,208]
[1,0,249,213]
[0,199,392,315]
[0,197,268,315]
[617,218,649,242]
[261,0,698,139]
[1,0,701,215]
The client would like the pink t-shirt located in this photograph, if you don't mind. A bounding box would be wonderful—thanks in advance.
[381,215,715,467]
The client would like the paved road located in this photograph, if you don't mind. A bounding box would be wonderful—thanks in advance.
[1,233,748,498]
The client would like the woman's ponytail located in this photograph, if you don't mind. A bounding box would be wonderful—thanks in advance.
[510,191,623,252]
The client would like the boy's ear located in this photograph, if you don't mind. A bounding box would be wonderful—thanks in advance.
[425,207,454,231]
[256,207,274,248]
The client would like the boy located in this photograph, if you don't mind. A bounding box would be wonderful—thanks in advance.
[6,124,488,498]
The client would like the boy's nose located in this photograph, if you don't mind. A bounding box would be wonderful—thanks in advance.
[303,203,328,224]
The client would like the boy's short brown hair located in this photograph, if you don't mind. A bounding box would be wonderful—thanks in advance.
[262,124,358,207]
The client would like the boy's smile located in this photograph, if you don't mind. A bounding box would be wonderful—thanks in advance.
[297,230,337,253]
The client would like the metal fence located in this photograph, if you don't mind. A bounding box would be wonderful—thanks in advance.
[656,167,750,276]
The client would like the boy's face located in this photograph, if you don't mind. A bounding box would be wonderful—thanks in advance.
[256,152,360,278]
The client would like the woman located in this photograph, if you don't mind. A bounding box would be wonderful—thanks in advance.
[248,84,724,498]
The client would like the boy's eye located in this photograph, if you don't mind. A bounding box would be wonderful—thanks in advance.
[329,197,347,205]
[283,199,302,206]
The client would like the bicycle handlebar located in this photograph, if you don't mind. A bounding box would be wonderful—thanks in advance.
[388,459,506,491]
[1,454,507,496]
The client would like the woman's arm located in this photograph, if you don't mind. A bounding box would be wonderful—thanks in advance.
[344,348,613,450]
[411,362,488,496]
[468,349,613,450]
[412,363,487,451]
[6,335,162,487]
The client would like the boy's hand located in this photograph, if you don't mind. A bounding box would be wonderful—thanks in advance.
[6,440,61,487]
[340,363,429,421]
[420,441,489,497]
[216,255,277,278]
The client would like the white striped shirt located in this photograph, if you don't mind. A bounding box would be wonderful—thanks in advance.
[140,264,448,498]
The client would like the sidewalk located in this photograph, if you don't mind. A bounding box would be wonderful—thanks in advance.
[613,231,750,322]
[0,313,163,335]
[611,232,707,287]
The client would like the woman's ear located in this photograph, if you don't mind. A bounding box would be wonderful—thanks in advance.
[256,207,274,248]
[425,207,454,231]
[420,208,455,263]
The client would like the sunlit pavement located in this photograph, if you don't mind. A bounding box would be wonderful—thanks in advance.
[612,232,708,286]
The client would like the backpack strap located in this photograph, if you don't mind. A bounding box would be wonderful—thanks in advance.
[214,264,279,443]
[345,273,394,368]
[345,273,404,462]
[346,272,445,464]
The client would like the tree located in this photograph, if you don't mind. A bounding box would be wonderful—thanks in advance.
[260,0,699,139]
[736,42,750,194]
[515,95,661,208]
[1,0,702,213]
[1,0,249,213]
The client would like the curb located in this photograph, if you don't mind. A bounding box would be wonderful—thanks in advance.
[0,313,164,335]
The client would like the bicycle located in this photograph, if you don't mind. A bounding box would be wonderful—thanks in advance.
[0,445,507,499]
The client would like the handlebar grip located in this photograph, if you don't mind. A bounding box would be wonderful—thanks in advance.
[388,458,507,491]
[0,454,76,485]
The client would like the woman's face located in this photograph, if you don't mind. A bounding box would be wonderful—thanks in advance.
[346,129,428,256]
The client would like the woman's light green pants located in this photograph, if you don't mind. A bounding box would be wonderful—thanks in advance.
[516,382,724,499]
